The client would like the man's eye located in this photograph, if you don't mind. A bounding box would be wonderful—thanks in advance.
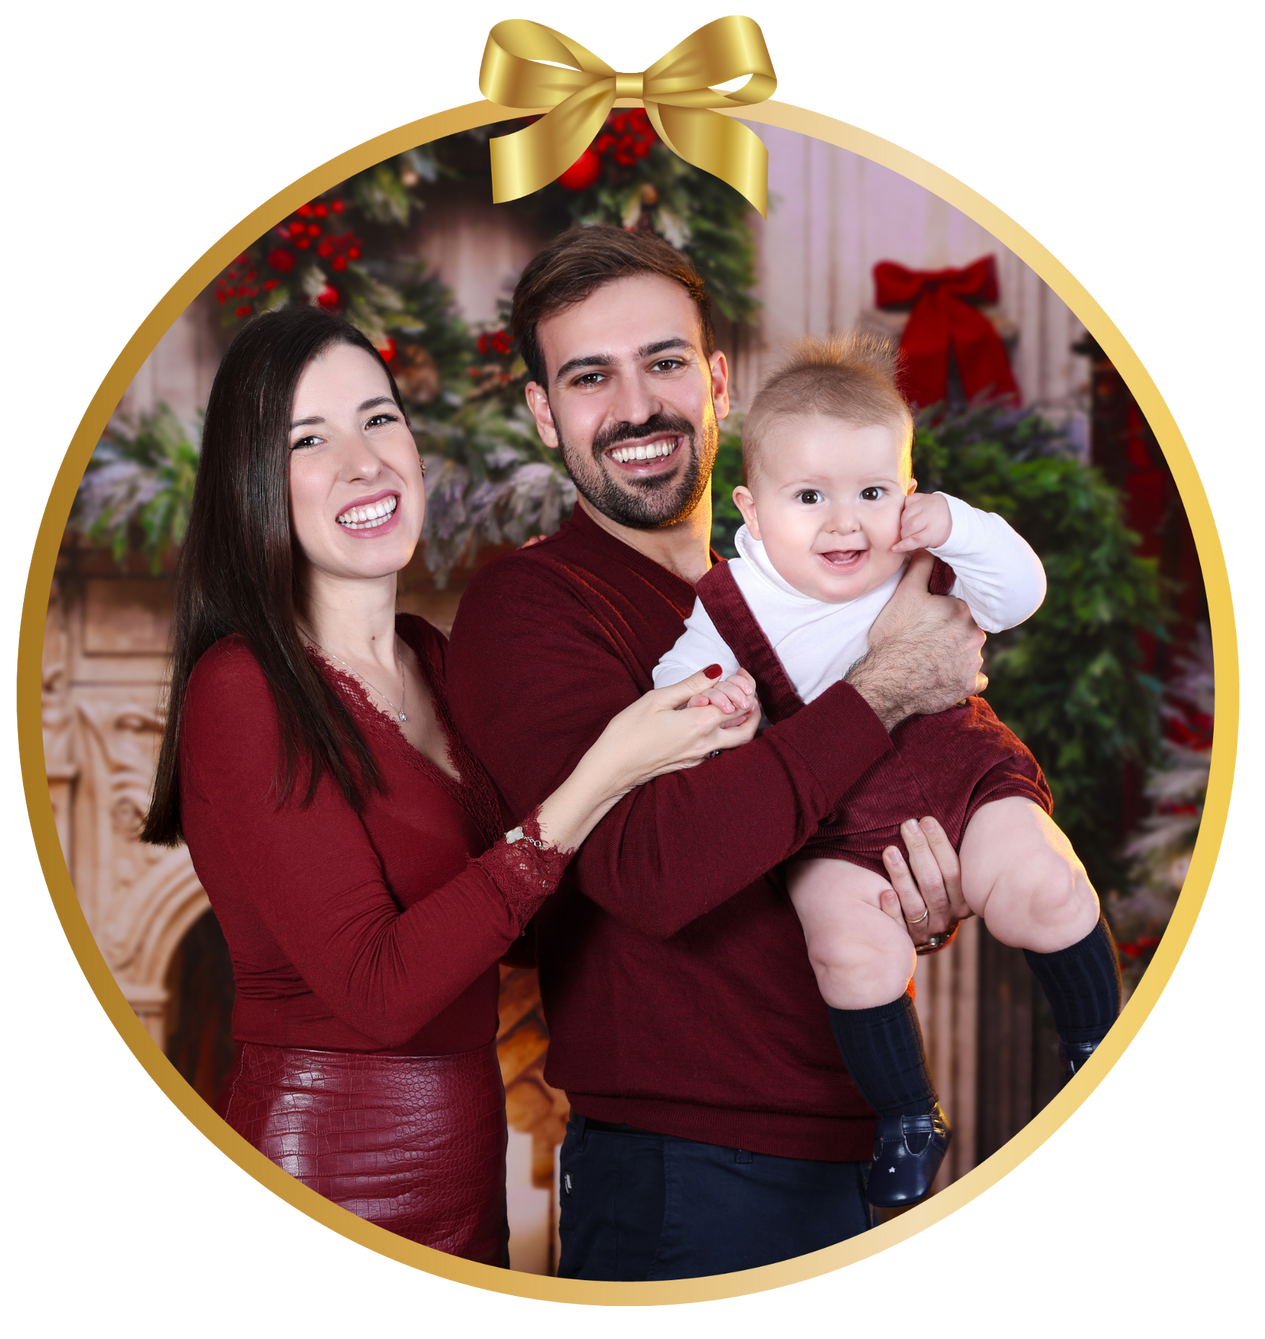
[574,372,604,386]
[860,486,883,501]
[796,490,823,505]
[652,359,683,371]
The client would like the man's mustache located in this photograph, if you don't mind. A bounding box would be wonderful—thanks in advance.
[591,413,695,460]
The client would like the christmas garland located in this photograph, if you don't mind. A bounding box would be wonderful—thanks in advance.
[73,116,759,584]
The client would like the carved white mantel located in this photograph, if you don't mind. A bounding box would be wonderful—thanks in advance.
[44,567,207,1049]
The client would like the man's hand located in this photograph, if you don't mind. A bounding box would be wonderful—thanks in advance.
[892,492,952,553]
[877,816,972,944]
[686,668,758,728]
[845,552,986,730]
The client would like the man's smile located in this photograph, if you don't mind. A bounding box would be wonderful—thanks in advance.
[603,434,685,475]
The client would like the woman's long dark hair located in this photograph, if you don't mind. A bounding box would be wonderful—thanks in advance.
[142,306,409,846]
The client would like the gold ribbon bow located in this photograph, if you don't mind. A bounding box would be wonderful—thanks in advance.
[479,17,777,215]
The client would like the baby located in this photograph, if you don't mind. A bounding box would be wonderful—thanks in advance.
[654,334,1122,1208]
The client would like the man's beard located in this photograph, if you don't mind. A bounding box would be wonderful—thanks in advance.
[555,410,718,531]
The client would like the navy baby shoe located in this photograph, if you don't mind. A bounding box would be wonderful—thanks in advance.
[1058,1039,1100,1082]
[867,1104,952,1209]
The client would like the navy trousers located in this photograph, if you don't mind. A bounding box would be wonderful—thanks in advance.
[557,1115,873,1281]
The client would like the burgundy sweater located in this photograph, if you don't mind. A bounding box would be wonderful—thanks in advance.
[446,507,896,1161]
[179,615,552,1056]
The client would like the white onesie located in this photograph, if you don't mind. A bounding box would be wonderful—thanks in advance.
[653,493,1046,703]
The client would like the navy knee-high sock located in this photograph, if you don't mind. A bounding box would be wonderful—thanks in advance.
[827,993,937,1120]
[1023,914,1123,1046]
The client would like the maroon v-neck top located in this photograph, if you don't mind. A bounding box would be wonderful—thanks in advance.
[180,615,550,1056]
[446,507,898,1161]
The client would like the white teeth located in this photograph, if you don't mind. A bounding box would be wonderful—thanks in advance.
[609,440,678,464]
[337,495,398,529]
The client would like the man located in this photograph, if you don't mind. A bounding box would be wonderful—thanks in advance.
[446,225,985,1280]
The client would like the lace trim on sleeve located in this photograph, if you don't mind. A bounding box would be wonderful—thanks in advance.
[473,807,574,935]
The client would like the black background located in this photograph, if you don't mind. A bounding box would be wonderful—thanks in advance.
[19,10,1236,1306]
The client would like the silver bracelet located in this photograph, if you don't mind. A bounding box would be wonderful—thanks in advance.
[505,825,547,850]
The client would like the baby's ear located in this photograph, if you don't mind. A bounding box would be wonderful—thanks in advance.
[732,486,761,540]
[905,477,918,497]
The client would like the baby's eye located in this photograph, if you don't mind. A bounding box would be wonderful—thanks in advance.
[860,486,884,502]
[795,489,823,506]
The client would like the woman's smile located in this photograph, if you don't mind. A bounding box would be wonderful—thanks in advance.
[287,344,423,584]
[336,489,401,534]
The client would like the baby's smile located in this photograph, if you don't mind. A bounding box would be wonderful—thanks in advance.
[734,414,913,605]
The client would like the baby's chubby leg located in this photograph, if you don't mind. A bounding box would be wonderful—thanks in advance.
[791,856,949,1208]
[960,797,1121,1075]
[958,798,1098,951]
[787,858,916,1009]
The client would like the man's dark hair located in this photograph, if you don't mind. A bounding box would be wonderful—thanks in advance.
[511,225,715,386]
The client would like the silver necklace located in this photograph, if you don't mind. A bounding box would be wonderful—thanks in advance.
[313,636,407,722]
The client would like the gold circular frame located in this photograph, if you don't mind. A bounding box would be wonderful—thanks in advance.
[17,98,1237,1305]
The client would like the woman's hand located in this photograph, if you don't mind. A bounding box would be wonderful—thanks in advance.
[589,665,759,793]
[534,666,759,852]
[877,816,972,947]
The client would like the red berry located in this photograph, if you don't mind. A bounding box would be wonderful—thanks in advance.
[263,279,279,291]
[317,240,333,257]
[235,304,252,317]
[477,333,489,354]
[315,284,339,311]
[295,238,310,250]
[331,254,348,271]
[331,199,345,213]
[308,223,321,236]
[347,246,360,260]
[216,291,227,303]
[297,203,313,217]
[267,247,296,271]
[314,203,329,217]
[376,337,396,362]
[558,147,602,191]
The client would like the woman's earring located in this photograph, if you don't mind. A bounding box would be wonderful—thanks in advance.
[419,457,427,477]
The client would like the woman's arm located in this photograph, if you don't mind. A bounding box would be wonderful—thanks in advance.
[180,642,748,1045]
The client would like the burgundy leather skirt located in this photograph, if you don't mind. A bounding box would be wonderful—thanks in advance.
[223,1040,508,1266]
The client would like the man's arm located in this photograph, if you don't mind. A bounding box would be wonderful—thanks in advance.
[446,551,984,939]
[847,552,989,729]
[446,556,892,938]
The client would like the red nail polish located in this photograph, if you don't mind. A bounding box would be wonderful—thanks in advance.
[703,664,722,678]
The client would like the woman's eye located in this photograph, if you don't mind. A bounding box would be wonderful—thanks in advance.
[860,486,883,501]
[796,490,823,506]
[291,435,320,450]
[366,412,398,428]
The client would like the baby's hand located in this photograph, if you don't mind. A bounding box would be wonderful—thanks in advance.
[892,492,952,553]
[686,668,758,726]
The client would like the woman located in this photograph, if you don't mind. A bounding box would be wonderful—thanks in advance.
[141,305,758,1265]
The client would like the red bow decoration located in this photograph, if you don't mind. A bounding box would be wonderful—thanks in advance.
[873,255,1019,410]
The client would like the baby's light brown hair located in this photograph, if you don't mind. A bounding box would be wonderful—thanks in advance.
[741,332,914,487]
